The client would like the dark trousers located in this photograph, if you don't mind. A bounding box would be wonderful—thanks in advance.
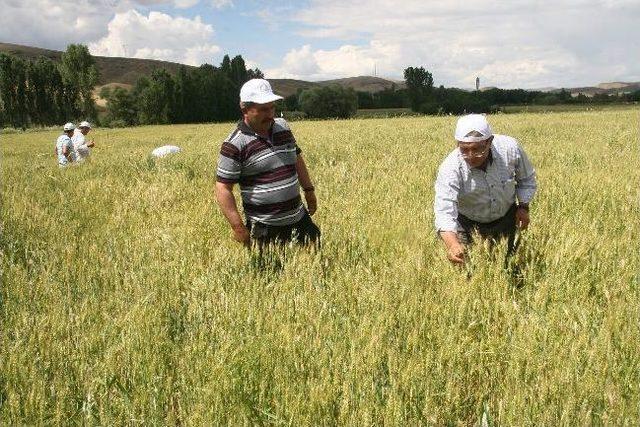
[246,212,321,247]
[457,204,517,255]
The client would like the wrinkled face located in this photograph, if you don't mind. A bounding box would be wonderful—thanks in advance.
[80,127,91,135]
[458,136,493,168]
[243,102,275,134]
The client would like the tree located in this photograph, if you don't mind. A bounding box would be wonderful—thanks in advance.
[0,55,29,129]
[105,87,138,126]
[403,66,434,111]
[247,68,264,79]
[229,55,248,86]
[137,69,176,124]
[59,44,99,120]
[27,57,65,126]
[298,85,358,119]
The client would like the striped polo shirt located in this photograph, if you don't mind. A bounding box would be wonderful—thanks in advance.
[216,118,305,226]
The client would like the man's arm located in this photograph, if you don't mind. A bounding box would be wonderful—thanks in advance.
[215,181,250,246]
[439,231,465,264]
[295,154,317,216]
[62,144,72,162]
[514,143,537,229]
[434,162,465,264]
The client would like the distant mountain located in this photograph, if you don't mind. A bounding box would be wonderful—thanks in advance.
[0,42,187,87]
[1,42,637,98]
[0,42,403,97]
[534,82,640,96]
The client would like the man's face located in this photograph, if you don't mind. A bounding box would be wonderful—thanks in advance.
[80,127,90,135]
[65,130,74,137]
[243,102,275,133]
[458,136,493,168]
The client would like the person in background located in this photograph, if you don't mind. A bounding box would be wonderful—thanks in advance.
[434,114,537,264]
[215,79,320,248]
[72,120,95,162]
[56,122,76,167]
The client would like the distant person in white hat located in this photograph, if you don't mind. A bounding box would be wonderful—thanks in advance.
[215,79,320,247]
[72,121,95,162]
[434,114,537,264]
[55,122,76,167]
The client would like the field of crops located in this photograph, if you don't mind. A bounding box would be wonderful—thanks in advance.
[2,109,639,424]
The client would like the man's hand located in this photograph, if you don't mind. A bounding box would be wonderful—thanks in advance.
[516,207,530,229]
[87,139,95,148]
[440,231,465,265]
[231,224,250,246]
[304,190,317,216]
[446,242,465,264]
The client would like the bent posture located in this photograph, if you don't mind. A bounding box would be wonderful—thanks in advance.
[434,114,537,264]
[215,79,320,247]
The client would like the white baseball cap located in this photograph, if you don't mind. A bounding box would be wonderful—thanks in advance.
[79,121,91,129]
[455,114,493,143]
[63,122,75,131]
[240,79,283,104]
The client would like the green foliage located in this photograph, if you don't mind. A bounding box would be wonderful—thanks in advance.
[404,66,434,111]
[59,44,99,120]
[0,53,29,129]
[298,85,358,119]
[104,87,138,126]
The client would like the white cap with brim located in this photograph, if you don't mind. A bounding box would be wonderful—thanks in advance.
[240,79,283,104]
[79,121,91,129]
[455,114,493,143]
[63,122,75,131]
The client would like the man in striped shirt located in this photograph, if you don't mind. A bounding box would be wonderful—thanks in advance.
[434,114,537,264]
[215,79,320,247]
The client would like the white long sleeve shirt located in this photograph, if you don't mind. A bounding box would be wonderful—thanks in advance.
[72,128,91,162]
[434,134,537,232]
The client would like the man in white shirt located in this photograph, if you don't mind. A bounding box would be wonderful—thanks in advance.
[56,122,76,167]
[434,114,537,264]
[72,121,95,162]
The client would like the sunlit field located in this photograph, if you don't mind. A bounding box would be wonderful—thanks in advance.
[2,109,639,425]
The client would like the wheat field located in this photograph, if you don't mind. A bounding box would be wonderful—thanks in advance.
[1,109,639,425]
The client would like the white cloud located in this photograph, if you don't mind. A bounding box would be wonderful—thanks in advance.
[173,0,200,8]
[266,41,402,80]
[0,0,114,49]
[89,10,221,65]
[270,0,640,88]
[211,0,232,9]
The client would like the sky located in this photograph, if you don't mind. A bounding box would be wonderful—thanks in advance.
[0,0,638,89]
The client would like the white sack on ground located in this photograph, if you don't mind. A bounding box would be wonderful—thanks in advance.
[151,145,181,157]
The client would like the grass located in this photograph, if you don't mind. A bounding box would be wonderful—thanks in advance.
[1,109,640,424]
[354,108,420,118]
[500,103,639,113]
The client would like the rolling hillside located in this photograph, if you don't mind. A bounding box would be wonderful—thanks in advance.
[1,42,637,97]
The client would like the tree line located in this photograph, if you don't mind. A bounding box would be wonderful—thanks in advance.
[100,55,264,127]
[2,45,640,128]
[0,44,97,129]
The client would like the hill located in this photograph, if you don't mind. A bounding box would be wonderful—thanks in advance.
[1,42,637,98]
[0,42,402,96]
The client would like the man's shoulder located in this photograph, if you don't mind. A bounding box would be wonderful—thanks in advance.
[224,126,251,146]
[57,135,71,143]
[492,134,519,149]
[273,117,292,132]
[441,148,461,167]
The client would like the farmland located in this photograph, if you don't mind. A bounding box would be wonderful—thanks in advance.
[1,109,639,424]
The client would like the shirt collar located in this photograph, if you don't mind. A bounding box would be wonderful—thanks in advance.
[237,119,255,135]
[237,119,274,139]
